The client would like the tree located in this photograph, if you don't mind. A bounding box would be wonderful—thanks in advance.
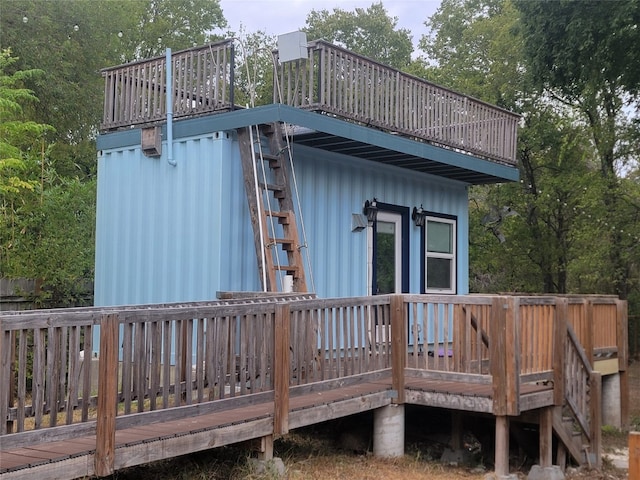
[0,1,228,305]
[303,2,413,69]
[230,29,277,107]
[419,0,524,109]
[515,0,640,299]
[0,50,48,278]
[117,0,227,61]
[0,0,227,178]
[420,0,620,296]
[0,49,51,197]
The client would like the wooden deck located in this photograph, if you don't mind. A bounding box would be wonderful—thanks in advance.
[0,294,627,479]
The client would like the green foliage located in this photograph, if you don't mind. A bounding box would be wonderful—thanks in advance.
[514,0,640,299]
[419,0,525,109]
[0,0,227,179]
[0,49,95,307]
[231,29,277,107]
[117,0,227,61]
[424,0,640,304]
[303,2,413,69]
[514,0,640,98]
[0,49,52,196]
[0,1,226,306]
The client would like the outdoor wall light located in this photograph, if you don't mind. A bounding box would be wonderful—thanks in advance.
[363,198,378,223]
[412,205,426,227]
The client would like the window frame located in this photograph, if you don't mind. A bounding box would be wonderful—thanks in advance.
[420,213,457,294]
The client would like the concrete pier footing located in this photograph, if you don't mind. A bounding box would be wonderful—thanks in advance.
[373,404,405,458]
[602,373,622,428]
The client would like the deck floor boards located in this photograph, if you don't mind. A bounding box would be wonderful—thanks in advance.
[0,374,555,477]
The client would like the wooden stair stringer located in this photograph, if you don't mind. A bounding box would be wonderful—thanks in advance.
[238,123,308,293]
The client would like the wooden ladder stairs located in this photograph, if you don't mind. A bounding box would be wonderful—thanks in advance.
[238,123,307,293]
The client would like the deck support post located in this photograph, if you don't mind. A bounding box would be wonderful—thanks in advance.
[494,415,511,478]
[539,407,553,467]
[95,314,119,477]
[589,371,602,469]
[524,408,566,480]
[257,435,274,460]
[373,404,404,458]
[451,412,464,450]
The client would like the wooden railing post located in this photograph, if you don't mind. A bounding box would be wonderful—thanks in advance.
[490,297,507,416]
[617,299,629,431]
[553,298,568,406]
[583,299,595,368]
[630,432,640,479]
[95,314,119,477]
[390,295,406,404]
[0,320,12,435]
[504,296,520,416]
[274,303,290,435]
[589,371,602,469]
[453,304,466,372]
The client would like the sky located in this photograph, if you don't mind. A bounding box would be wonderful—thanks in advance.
[219,0,443,51]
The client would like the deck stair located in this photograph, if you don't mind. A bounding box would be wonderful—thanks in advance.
[238,123,307,293]
[465,304,601,468]
[550,323,601,468]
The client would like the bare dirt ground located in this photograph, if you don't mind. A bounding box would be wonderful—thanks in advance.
[110,360,640,480]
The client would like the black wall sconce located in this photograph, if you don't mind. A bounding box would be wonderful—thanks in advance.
[412,205,426,227]
[363,198,378,223]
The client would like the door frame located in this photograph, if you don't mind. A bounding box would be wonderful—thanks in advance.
[367,202,410,295]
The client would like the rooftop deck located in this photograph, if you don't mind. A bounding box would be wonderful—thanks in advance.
[100,39,519,168]
[0,294,628,479]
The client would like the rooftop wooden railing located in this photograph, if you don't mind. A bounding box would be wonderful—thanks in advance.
[0,294,626,472]
[101,40,235,131]
[100,39,518,167]
[275,40,520,166]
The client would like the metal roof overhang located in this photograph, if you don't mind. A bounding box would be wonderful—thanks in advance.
[97,104,519,185]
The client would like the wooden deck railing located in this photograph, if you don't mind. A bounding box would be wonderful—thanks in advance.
[0,293,626,469]
[275,40,519,165]
[101,40,234,130]
[100,39,518,168]
[288,296,392,386]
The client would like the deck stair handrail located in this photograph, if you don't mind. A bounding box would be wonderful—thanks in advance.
[274,39,520,166]
[101,39,235,131]
[553,323,602,467]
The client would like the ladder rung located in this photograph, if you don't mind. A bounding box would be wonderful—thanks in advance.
[259,182,284,192]
[261,153,282,166]
[270,238,295,250]
[275,265,300,274]
[265,211,292,223]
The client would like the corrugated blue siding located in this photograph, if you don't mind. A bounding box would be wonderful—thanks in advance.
[95,131,260,307]
[291,144,469,297]
[95,129,469,307]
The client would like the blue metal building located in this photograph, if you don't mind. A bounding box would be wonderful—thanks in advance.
[94,40,519,307]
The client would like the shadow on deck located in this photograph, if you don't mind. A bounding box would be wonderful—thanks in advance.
[0,294,628,479]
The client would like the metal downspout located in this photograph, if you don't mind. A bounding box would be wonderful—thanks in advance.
[166,48,176,166]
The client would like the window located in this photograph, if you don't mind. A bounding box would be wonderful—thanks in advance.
[423,215,456,294]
